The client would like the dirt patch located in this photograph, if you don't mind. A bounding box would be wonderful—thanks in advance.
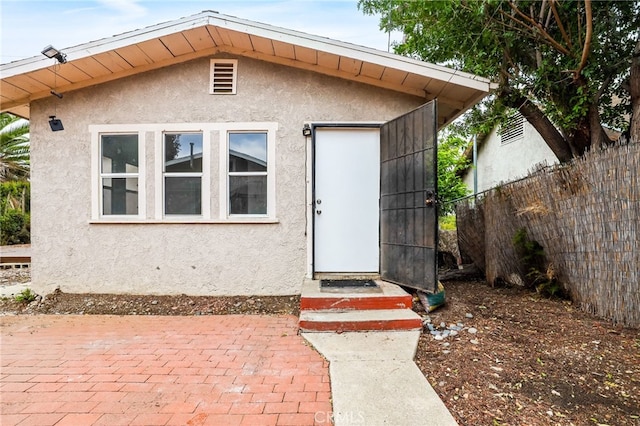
[412,280,640,426]
[1,269,638,425]
[0,268,299,316]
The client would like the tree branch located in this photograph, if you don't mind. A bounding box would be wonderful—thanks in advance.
[537,0,548,25]
[534,1,545,67]
[595,75,613,101]
[544,2,553,30]
[501,3,572,56]
[549,0,573,50]
[501,88,574,162]
[576,0,593,78]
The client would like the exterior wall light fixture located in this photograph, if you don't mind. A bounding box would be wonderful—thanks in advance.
[41,45,67,64]
[302,124,312,137]
[49,116,64,132]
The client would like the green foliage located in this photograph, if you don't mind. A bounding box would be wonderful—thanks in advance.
[512,228,544,265]
[439,214,457,231]
[164,134,181,161]
[437,133,470,216]
[0,210,30,245]
[359,0,639,158]
[0,181,31,245]
[0,181,30,214]
[512,228,565,298]
[528,268,564,298]
[0,113,30,182]
[15,288,36,304]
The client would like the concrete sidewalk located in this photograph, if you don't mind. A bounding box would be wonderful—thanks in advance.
[0,315,331,426]
[303,331,458,426]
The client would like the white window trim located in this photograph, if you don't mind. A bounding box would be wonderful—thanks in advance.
[91,122,277,224]
[218,122,278,220]
[91,126,146,221]
[154,127,211,221]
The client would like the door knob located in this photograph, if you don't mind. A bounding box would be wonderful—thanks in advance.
[316,210,322,215]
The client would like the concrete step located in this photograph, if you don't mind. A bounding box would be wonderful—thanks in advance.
[300,279,414,311]
[299,309,423,332]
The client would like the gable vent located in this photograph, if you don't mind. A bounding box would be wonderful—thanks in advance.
[499,112,524,144]
[210,59,237,94]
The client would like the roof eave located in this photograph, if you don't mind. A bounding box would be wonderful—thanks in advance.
[1,10,495,121]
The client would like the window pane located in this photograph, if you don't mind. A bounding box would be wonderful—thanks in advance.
[101,135,138,173]
[165,133,203,172]
[229,176,267,215]
[165,177,201,215]
[102,178,138,215]
[229,133,267,172]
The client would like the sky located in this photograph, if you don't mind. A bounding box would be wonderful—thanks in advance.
[0,0,400,64]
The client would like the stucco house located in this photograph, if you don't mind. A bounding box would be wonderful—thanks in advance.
[461,111,627,195]
[462,112,559,194]
[1,11,493,296]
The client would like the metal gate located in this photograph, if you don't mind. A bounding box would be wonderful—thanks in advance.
[380,101,438,292]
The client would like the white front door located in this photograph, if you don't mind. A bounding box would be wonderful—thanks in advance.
[314,127,380,273]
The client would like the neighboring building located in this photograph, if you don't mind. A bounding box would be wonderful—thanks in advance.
[0,11,492,296]
[462,112,559,194]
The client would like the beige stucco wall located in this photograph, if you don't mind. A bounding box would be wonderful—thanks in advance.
[29,54,424,296]
[463,121,559,194]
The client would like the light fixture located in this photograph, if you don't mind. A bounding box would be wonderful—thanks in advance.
[302,124,312,137]
[49,116,64,132]
[41,45,67,64]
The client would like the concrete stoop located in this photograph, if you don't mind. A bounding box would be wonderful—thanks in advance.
[299,279,422,332]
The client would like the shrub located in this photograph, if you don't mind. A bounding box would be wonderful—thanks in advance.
[0,209,30,245]
[439,215,457,231]
[0,181,30,214]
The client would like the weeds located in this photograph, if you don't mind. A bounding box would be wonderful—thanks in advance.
[513,228,566,298]
[15,288,36,304]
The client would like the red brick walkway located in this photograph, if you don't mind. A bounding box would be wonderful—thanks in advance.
[0,315,332,426]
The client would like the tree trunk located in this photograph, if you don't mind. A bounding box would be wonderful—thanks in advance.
[630,40,640,143]
[569,118,591,156]
[588,104,610,149]
[511,97,575,162]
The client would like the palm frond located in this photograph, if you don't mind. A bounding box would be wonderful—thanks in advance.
[0,113,30,182]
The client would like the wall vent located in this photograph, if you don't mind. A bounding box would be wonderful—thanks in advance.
[210,59,237,94]
[499,113,525,144]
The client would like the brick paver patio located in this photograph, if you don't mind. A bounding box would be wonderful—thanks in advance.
[0,314,332,425]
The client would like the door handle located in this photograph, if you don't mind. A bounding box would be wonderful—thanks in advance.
[425,190,438,207]
[316,210,322,215]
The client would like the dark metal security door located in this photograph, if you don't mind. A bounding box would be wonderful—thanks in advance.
[380,101,438,292]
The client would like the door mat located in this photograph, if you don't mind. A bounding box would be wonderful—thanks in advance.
[320,279,378,288]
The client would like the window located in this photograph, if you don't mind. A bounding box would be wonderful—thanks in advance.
[100,134,139,215]
[163,133,203,215]
[500,113,525,145]
[210,59,237,94]
[228,132,268,215]
[91,122,276,223]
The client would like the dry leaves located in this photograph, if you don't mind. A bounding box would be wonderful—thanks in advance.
[413,280,639,426]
